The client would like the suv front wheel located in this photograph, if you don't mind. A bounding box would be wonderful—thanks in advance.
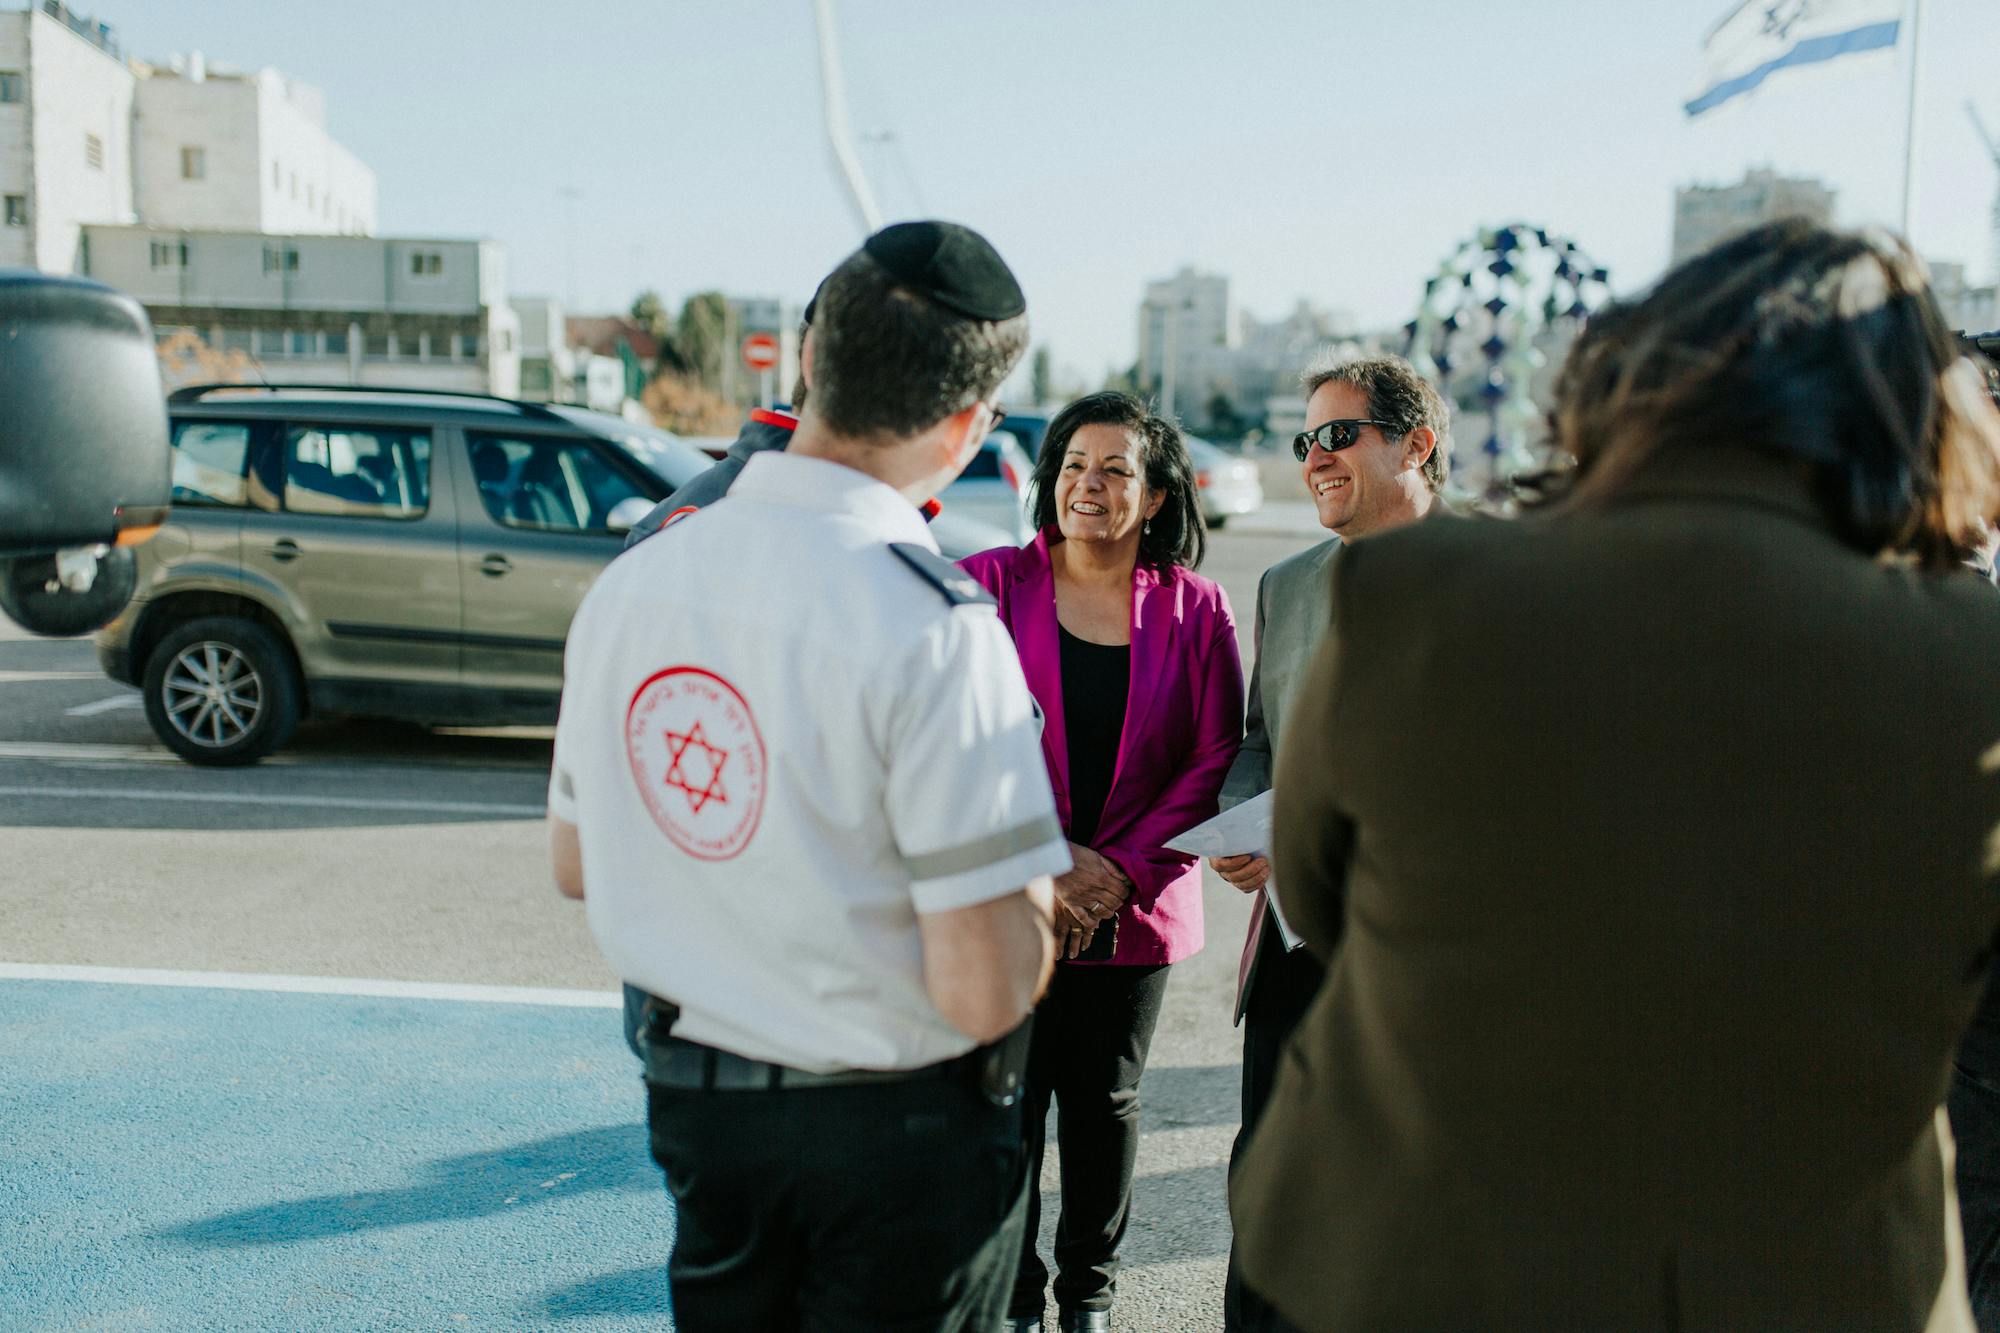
[143,616,301,765]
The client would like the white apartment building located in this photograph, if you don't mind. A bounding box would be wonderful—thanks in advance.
[132,55,376,237]
[0,2,136,273]
[0,3,377,279]
[511,295,577,403]
[82,224,519,397]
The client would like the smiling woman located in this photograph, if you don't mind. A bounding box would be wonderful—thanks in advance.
[958,391,1243,1330]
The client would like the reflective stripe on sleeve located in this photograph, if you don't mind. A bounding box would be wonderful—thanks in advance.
[903,812,1065,883]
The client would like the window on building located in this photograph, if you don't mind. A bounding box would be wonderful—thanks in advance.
[459,333,481,360]
[219,328,252,355]
[395,333,423,361]
[180,146,205,181]
[261,244,299,274]
[409,251,443,278]
[362,333,390,360]
[4,195,26,228]
[84,133,102,170]
[0,72,21,103]
[149,239,189,269]
[324,331,348,356]
[169,421,251,508]
[286,331,313,358]
[284,426,431,519]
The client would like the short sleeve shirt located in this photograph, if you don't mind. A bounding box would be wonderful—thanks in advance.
[550,451,1069,1072]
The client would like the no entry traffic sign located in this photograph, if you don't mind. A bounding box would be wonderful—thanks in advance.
[740,332,780,373]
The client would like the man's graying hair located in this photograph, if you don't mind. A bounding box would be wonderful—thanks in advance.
[809,251,1028,440]
[1302,355,1453,493]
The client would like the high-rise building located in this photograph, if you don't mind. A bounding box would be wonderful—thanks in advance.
[1671,168,1837,268]
[1136,267,1232,421]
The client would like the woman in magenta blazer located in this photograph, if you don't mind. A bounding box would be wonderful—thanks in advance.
[960,391,1243,1333]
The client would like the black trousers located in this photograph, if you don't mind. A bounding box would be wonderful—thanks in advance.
[646,1071,1028,1332]
[1224,920,1326,1333]
[1009,961,1171,1319]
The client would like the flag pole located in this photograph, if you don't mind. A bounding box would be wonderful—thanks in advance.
[1900,0,1924,237]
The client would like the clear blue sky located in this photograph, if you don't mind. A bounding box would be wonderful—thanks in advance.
[99,1,2000,387]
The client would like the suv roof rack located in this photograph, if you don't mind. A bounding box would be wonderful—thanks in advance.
[166,381,570,422]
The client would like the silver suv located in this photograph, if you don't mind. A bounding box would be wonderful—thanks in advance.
[97,385,714,765]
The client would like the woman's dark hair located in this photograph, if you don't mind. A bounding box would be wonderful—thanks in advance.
[1027,390,1206,570]
[1539,218,2000,569]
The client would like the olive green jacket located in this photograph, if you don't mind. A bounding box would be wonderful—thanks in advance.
[1232,448,2000,1331]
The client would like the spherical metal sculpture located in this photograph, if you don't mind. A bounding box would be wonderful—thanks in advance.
[1402,223,1612,499]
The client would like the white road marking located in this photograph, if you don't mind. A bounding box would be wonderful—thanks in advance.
[63,694,142,717]
[0,962,620,1008]
[0,670,101,683]
[0,784,544,816]
[0,739,543,773]
[0,740,214,763]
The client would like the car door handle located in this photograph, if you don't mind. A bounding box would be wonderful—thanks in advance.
[266,539,301,563]
[479,554,513,577]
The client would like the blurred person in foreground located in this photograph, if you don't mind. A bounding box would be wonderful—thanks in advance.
[550,221,1066,1330]
[1232,218,2000,1332]
[1207,355,1450,1331]
[957,391,1244,1332]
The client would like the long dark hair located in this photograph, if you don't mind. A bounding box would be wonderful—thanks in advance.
[1027,391,1206,569]
[1538,218,2000,569]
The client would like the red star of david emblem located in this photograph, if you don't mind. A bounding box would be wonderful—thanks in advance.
[661,721,730,814]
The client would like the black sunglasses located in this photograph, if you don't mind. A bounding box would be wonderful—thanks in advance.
[1292,418,1399,461]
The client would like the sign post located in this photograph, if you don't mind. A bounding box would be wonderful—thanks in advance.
[740,332,781,408]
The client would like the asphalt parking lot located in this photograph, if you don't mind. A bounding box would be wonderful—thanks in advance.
[0,497,1322,1331]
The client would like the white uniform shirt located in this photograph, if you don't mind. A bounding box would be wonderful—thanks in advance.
[550,451,1069,1073]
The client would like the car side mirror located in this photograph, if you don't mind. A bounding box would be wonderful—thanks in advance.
[606,496,654,534]
[0,271,171,635]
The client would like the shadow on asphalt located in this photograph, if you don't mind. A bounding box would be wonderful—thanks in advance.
[539,1264,674,1321]
[152,1123,660,1248]
[1142,1062,1240,1131]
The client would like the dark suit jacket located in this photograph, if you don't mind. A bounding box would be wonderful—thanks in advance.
[1220,538,1339,1022]
[1231,446,2000,1331]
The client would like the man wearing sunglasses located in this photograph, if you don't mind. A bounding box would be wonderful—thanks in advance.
[1215,354,1450,1333]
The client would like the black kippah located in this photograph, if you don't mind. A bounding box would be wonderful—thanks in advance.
[861,221,1026,322]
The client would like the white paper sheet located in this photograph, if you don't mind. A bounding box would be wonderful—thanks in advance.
[1166,791,1303,952]
[1164,790,1273,858]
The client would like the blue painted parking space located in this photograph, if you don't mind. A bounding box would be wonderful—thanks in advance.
[0,977,676,1331]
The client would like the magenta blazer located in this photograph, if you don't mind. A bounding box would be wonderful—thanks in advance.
[959,531,1244,965]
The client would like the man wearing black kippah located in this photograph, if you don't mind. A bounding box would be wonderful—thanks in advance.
[551,221,1066,1330]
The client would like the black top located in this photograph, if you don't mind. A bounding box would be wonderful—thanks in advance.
[1058,624,1130,846]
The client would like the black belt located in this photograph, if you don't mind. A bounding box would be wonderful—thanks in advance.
[645,1035,965,1092]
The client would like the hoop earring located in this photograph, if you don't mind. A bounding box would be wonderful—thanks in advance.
[1143,518,1151,537]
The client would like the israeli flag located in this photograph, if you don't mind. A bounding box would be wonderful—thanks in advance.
[1686,0,1903,117]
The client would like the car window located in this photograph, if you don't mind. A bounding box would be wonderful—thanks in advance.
[956,446,1002,481]
[283,426,431,520]
[170,421,249,507]
[466,432,647,533]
